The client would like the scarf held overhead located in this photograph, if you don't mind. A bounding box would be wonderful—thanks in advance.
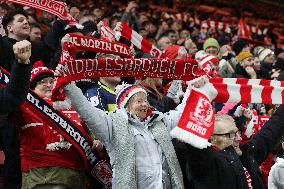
[51,57,203,101]
[7,0,80,27]
[0,66,112,188]
[171,78,284,149]
[51,42,203,101]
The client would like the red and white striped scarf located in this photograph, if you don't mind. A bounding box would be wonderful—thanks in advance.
[97,21,116,42]
[115,22,162,58]
[201,20,231,33]
[208,78,284,104]
[171,77,284,149]
[7,0,81,28]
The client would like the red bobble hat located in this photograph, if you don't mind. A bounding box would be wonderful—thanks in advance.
[30,61,54,89]
[161,45,180,59]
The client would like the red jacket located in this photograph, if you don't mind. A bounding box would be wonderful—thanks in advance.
[12,98,84,172]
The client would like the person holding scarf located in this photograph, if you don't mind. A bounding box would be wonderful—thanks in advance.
[174,77,284,189]
[11,61,89,189]
[58,68,208,188]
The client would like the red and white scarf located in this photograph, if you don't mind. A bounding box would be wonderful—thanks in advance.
[115,22,162,58]
[0,66,112,188]
[7,0,81,28]
[201,20,231,33]
[209,78,284,104]
[51,41,202,101]
[171,78,284,149]
[97,21,116,42]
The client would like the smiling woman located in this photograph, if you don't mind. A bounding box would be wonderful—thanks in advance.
[62,76,200,188]
[125,92,149,120]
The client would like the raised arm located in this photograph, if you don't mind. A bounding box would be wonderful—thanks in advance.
[246,105,284,164]
[0,40,32,113]
[64,82,113,147]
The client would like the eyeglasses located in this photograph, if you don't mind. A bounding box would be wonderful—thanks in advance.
[37,78,54,87]
[213,131,241,139]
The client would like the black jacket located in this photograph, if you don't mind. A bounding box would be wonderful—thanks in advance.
[0,61,32,188]
[182,105,284,189]
[0,20,66,71]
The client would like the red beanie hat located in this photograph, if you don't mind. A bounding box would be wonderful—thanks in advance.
[161,45,180,59]
[30,61,54,89]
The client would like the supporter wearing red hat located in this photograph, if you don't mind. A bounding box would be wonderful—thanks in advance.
[30,61,54,98]
[11,61,88,188]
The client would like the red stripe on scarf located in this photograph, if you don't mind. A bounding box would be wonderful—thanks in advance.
[212,83,229,102]
[282,89,284,104]
[121,22,132,42]
[240,84,252,104]
[236,78,249,85]
[262,86,273,104]
[259,79,272,86]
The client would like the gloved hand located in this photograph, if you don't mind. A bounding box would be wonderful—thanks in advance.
[166,80,183,104]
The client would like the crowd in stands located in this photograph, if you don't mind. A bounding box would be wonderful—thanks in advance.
[0,0,284,188]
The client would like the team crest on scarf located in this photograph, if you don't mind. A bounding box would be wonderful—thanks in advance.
[191,96,214,128]
[91,160,112,188]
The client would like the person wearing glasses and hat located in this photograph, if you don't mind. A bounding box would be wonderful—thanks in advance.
[11,61,89,189]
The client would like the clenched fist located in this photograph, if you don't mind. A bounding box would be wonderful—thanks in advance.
[13,40,31,64]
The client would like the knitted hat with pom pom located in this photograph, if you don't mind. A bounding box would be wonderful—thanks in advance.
[30,61,54,89]
[116,84,147,109]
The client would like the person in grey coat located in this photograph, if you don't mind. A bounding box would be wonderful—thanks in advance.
[63,80,190,189]
[60,75,206,189]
